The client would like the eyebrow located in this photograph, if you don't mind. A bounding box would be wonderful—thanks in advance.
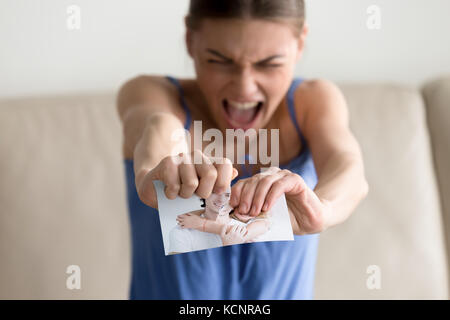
[206,48,285,64]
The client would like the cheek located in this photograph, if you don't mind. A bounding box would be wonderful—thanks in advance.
[261,74,291,105]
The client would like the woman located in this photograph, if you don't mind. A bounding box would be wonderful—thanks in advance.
[118,0,368,299]
[171,188,272,254]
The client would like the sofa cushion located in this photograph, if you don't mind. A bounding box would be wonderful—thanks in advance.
[314,84,449,299]
[0,94,130,299]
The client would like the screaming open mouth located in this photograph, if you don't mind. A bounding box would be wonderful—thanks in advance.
[222,99,263,129]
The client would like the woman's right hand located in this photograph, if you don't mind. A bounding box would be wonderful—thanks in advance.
[136,149,238,209]
[220,224,248,246]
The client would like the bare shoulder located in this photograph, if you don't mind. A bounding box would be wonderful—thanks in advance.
[294,78,349,138]
[116,74,186,122]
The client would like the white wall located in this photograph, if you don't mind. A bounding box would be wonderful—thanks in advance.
[1,0,449,98]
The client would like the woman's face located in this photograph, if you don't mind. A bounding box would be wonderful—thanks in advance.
[186,18,307,131]
[205,190,231,214]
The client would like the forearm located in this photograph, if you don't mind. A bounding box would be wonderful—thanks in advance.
[120,109,189,190]
[120,105,158,160]
[313,152,369,229]
[134,113,188,181]
[116,76,189,183]
[202,220,226,234]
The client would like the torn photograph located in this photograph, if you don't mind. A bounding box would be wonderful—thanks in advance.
[153,180,294,255]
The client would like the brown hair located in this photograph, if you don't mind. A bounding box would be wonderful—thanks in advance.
[185,0,305,38]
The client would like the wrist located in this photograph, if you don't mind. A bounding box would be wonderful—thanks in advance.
[318,197,334,232]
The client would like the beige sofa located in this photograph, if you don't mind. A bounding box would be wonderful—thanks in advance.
[1,76,449,299]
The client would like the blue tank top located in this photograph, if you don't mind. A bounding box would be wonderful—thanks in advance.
[123,76,320,299]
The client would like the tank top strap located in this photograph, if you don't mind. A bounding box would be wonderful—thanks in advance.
[286,77,307,146]
[165,75,192,130]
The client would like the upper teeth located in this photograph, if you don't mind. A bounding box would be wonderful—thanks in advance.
[228,100,259,110]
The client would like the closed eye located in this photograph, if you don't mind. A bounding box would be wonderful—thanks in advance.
[257,63,283,68]
[207,59,231,65]
[208,59,282,68]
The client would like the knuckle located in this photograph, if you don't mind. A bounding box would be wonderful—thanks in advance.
[273,180,284,188]
[185,178,199,189]
[205,168,218,180]
[162,156,177,169]
[167,183,181,194]
[259,175,274,186]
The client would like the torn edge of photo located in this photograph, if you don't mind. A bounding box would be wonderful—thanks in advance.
[153,180,294,255]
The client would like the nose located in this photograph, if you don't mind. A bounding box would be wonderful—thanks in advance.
[231,67,259,100]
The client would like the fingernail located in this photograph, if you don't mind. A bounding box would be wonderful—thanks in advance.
[240,204,248,213]
[263,203,268,211]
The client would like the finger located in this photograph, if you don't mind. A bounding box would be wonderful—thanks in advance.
[211,158,234,194]
[238,178,259,215]
[251,171,287,216]
[264,174,305,211]
[230,178,246,208]
[136,157,173,209]
[160,157,181,200]
[179,154,199,198]
[137,169,158,209]
[232,168,238,180]
[194,151,217,199]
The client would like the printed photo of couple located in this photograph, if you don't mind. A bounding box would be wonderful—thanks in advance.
[153,180,294,255]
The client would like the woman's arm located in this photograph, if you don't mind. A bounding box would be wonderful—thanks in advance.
[177,213,225,234]
[117,75,188,182]
[300,79,369,230]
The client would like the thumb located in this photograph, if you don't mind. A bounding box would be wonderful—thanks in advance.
[136,169,159,209]
[232,168,238,180]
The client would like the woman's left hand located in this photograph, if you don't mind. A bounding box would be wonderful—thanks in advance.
[230,167,333,234]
